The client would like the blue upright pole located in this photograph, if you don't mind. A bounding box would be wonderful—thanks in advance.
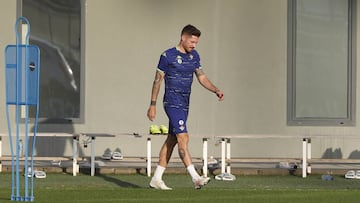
[15,26,21,199]
[5,95,15,200]
[5,16,40,202]
[24,43,29,200]
[30,65,40,200]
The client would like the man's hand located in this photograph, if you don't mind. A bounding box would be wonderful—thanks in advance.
[215,90,224,101]
[147,105,156,121]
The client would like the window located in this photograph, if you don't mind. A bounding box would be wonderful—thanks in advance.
[20,0,84,123]
[287,0,356,126]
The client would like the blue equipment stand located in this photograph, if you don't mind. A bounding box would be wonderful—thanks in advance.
[4,17,40,202]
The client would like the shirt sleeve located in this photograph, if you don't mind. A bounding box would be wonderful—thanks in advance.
[157,52,168,73]
[193,50,202,69]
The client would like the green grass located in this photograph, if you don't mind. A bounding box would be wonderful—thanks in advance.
[0,173,359,203]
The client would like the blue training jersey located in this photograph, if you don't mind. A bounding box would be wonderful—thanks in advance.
[157,47,202,110]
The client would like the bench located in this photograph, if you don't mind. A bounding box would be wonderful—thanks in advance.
[0,133,115,176]
[214,134,360,178]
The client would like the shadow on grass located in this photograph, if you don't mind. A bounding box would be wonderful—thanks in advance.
[0,197,10,202]
[97,174,142,188]
[77,167,144,188]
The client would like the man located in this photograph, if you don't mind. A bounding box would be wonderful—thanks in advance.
[147,24,224,190]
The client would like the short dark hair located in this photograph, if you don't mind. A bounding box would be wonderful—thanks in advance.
[181,24,201,37]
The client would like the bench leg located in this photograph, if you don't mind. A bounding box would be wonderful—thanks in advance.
[147,138,151,177]
[91,136,95,176]
[202,138,208,177]
[221,139,226,174]
[307,138,311,174]
[302,138,307,178]
[226,139,231,174]
[73,136,78,176]
[0,137,2,172]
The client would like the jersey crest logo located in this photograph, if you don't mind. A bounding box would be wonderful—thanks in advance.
[189,54,193,60]
[176,56,183,64]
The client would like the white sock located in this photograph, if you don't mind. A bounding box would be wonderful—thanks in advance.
[187,164,200,181]
[152,165,166,181]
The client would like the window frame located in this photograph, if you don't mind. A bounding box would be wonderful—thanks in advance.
[17,0,86,124]
[287,0,357,126]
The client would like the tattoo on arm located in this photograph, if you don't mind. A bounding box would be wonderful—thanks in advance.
[195,68,205,77]
[150,71,163,105]
[153,71,163,84]
[152,72,162,95]
[195,69,219,93]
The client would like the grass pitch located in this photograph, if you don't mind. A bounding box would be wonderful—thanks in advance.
[0,173,359,203]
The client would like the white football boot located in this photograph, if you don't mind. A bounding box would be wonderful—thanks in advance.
[149,179,172,190]
[193,176,210,189]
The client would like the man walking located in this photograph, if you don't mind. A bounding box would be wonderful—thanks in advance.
[147,24,224,190]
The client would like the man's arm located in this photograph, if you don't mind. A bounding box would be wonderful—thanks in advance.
[195,68,224,101]
[147,70,164,121]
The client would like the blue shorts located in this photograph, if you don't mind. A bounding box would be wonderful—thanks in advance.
[164,107,188,135]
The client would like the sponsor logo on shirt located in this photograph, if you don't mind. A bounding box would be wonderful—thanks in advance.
[179,119,185,131]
